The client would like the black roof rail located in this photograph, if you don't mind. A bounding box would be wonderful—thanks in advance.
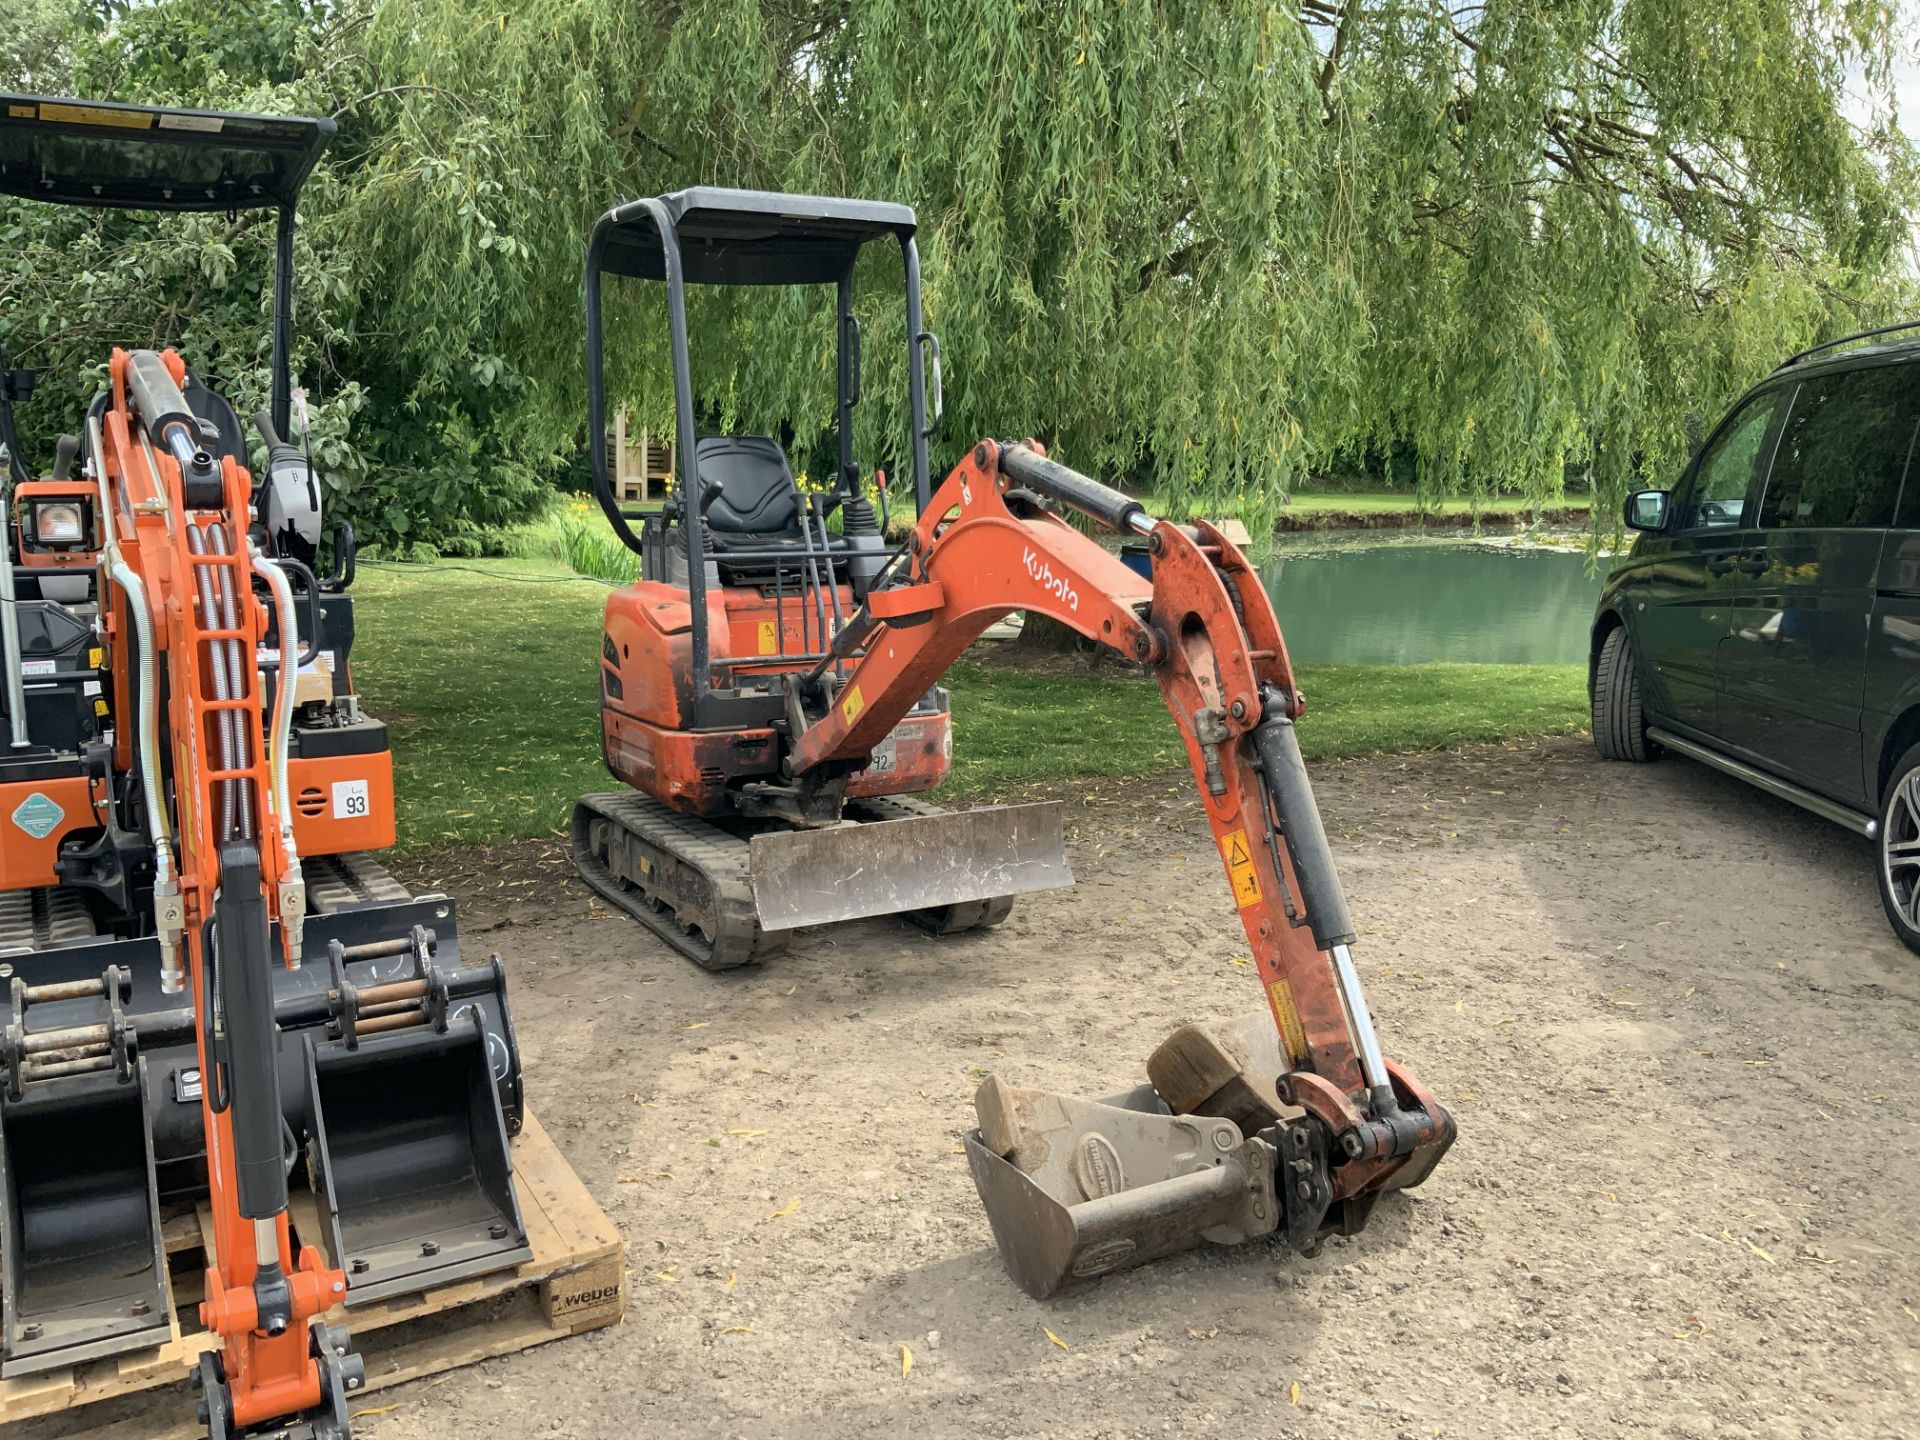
[1776,319,1920,370]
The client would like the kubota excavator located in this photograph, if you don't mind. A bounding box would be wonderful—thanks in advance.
[576,189,1454,1290]
[0,97,530,1437]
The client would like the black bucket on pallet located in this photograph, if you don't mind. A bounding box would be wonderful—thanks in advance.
[304,1011,530,1305]
[0,1063,170,1375]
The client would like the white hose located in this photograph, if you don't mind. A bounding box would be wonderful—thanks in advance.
[88,415,173,889]
[251,548,300,868]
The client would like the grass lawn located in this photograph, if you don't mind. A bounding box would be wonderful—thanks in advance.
[352,558,1588,848]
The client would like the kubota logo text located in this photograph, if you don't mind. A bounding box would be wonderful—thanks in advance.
[1023,548,1079,612]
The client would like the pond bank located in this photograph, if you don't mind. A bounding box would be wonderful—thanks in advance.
[1274,503,1592,532]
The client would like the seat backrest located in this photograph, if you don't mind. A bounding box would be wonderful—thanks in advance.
[183,370,248,465]
[695,435,800,536]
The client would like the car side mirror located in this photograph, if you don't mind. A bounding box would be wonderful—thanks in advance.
[1624,489,1670,532]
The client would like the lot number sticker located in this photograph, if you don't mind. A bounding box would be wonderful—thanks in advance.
[331,779,370,820]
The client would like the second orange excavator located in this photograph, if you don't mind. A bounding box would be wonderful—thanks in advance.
[573,189,1455,1291]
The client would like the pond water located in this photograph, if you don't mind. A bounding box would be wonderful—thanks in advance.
[1257,536,1612,666]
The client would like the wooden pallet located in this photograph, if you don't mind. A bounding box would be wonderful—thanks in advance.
[0,1110,623,1437]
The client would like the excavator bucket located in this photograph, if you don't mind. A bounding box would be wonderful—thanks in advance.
[747,801,1071,931]
[965,1075,1280,1300]
[966,1014,1310,1299]
[303,1010,531,1305]
[0,1066,170,1375]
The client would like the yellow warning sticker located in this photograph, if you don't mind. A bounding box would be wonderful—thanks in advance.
[1220,828,1262,907]
[1267,979,1310,1066]
[756,621,778,656]
[88,647,103,669]
[38,102,153,130]
[841,685,865,724]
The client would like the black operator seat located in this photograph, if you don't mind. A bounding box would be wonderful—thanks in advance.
[696,435,804,543]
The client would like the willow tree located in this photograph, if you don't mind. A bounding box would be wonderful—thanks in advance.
[4,0,1915,542]
[344,0,1915,529]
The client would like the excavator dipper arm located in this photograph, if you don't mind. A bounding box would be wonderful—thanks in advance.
[789,439,1454,1295]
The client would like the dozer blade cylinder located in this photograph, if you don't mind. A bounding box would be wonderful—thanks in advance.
[747,801,1070,931]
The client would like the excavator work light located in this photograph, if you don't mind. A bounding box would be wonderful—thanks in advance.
[30,500,84,544]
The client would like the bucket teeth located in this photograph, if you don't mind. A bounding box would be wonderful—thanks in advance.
[965,1077,1278,1299]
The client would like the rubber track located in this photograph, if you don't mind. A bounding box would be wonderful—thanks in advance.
[572,790,1018,968]
[0,887,97,951]
[305,852,412,914]
[572,792,789,971]
[1592,625,1653,763]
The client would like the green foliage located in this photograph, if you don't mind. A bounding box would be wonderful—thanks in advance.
[2,0,1914,544]
[351,556,1587,847]
[550,506,642,585]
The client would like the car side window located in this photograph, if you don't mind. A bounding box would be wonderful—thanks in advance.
[1758,364,1920,531]
[1678,389,1786,531]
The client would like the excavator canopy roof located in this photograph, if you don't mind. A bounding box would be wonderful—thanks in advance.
[598,186,917,286]
[0,94,335,212]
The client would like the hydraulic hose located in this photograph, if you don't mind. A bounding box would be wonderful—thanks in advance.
[251,548,300,870]
[87,413,172,887]
[88,412,182,992]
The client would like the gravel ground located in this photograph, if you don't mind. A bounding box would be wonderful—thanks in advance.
[367,735,1920,1440]
[40,734,1920,1439]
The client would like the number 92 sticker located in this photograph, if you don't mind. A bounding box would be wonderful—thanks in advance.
[331,779,370,819]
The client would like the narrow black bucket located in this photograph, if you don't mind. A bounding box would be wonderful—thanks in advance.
[0,1064,169,1375]
[304,1013,530,1304]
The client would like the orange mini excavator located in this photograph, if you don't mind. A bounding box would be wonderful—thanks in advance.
[575,190,1454,1292]
[0,98,530,1437]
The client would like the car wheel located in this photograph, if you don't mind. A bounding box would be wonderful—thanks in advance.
[1591,624,1657,762]
[1877,742,1920,955]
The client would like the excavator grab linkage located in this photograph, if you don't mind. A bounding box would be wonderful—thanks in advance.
[784,438,1456,1295]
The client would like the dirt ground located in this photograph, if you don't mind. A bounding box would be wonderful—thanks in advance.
[67,733,1920,1439]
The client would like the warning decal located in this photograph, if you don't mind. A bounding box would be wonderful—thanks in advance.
[1220,828,1262,907]
[841,684,865,724]
[756,622,778,656]
[1266,979,1310,1066]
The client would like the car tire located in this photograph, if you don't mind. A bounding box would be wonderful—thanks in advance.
[1876,742,1920,955]
[1591,625,1657,763]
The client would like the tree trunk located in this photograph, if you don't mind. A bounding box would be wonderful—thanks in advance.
[1013,611,1139,672]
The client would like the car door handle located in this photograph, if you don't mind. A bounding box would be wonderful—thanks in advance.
[1706,553,1737,575]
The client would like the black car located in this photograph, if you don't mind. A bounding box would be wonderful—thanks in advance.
[1591,323,1920,951]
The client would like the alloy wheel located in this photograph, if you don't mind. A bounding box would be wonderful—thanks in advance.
[1882,766,1920,932]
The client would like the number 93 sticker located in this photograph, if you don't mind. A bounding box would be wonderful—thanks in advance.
[331,779,370,820]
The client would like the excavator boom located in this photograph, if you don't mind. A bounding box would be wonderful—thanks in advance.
[786,439,1455,1294]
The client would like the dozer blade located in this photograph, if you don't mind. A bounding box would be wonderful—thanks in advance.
[747,801,1070,931]
[964,1075,1279,1300]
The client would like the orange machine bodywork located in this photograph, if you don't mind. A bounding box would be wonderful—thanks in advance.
[0,773,105,888]
[288,751,398,855]
[600,577,952,813]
